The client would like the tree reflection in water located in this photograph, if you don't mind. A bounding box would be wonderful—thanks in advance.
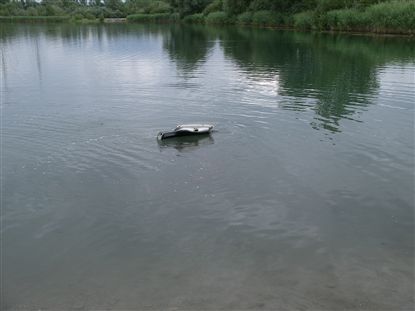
[163,25,415,132]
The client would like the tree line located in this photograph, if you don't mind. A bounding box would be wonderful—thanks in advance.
[0,1,172,19]
[0,0,414,34]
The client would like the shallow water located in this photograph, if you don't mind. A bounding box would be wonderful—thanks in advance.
[1,23,414,310]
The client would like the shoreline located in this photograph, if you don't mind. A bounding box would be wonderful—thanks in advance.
[0,17,413,37]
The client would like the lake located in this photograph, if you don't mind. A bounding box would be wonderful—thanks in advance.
[1,23,414,310]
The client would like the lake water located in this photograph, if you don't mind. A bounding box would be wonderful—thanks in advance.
[1,23,414,310]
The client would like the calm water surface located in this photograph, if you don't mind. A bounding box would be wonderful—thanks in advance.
[1,24,414,310]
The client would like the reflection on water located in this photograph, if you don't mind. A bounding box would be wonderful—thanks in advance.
[216,28,407,132]
[2,24,414,133]
[2,23,414,310]
[158,134,215,152]
[163,25,215,74]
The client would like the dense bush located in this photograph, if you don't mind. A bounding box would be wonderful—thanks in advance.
[315,0,415,33]
[249,0,305,12]
[146,1,171,14]
[223,0,250,15]
[26,7,38,16]
[205,11,232,24]
[251,10,281,26]
[45,5,65,16]
[203,0,223,15]
[127,13,172,23]
[183,13,205,23]
[236,11,252,24]
[366,0,415,33]
[325,9,368,31]
[316,0,353,13]
[293,10,314,29]
[248,0,271,11]
[0,15,70,22]
[282,14,294,26]
[168,0,211,16]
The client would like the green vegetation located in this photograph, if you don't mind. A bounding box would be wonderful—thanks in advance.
[366,0,415,33]
[236,11,252,24]
[0,15,70,22]
[127,12,173,23]
[293,11,314,30]
[203,0,222,15]
[0,0,414,34]
[251,10,281,26]
[205,11,231,24]
[324,9,368,31]
[183,13,205,23]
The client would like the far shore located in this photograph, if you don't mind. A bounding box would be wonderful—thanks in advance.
[0,16,413,37]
